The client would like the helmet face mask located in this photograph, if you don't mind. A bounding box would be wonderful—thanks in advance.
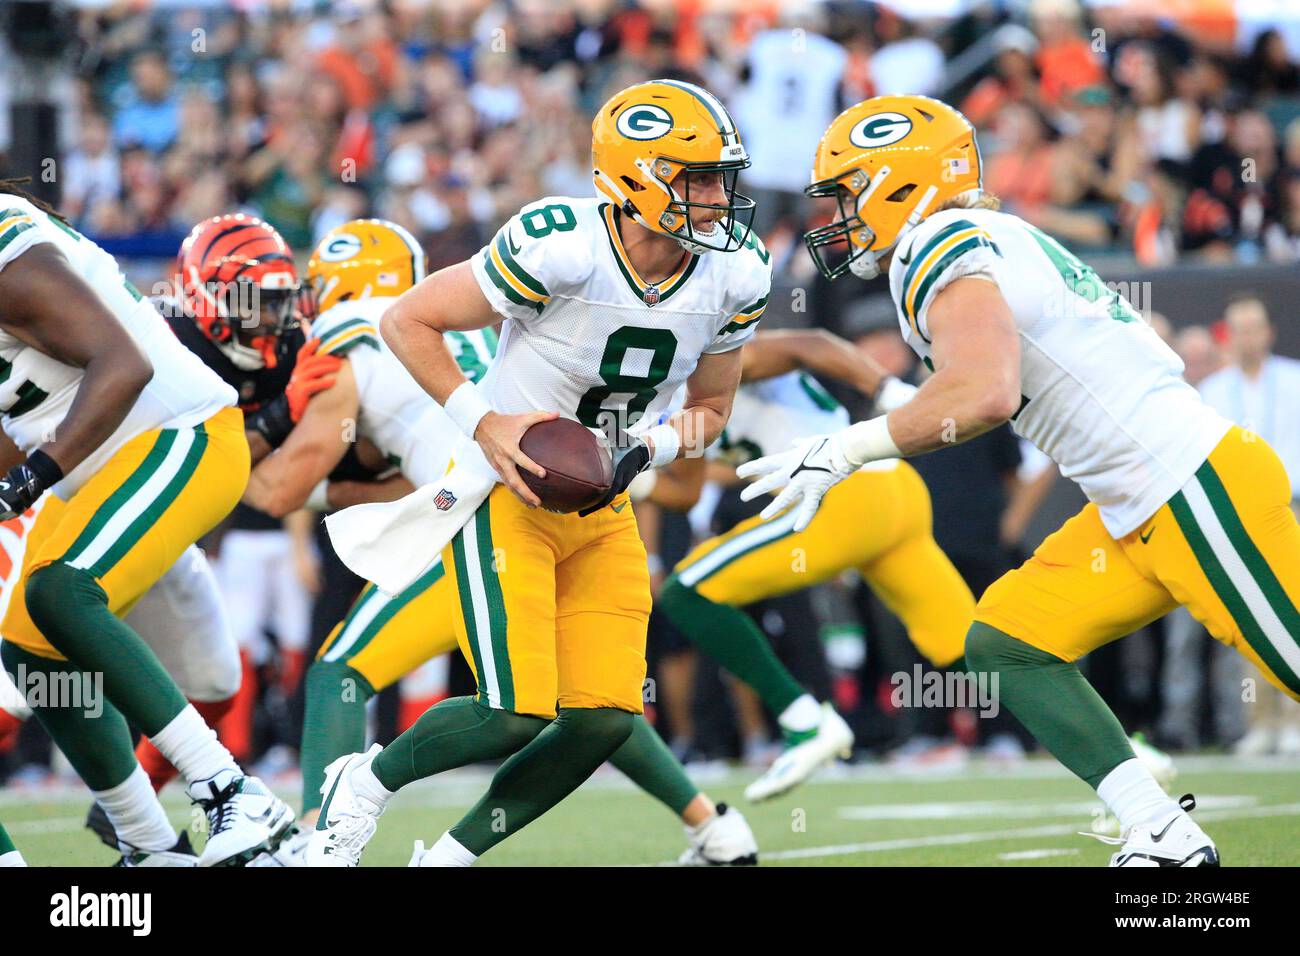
[593,80,755,256]
[654,159,756,254]
[176,214,301,370]
[804,95,983,281]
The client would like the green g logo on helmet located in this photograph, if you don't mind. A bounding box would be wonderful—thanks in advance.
[616,104,674,141]
[319,233,363,262]
[849,112,913,149]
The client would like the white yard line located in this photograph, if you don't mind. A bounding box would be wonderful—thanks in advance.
[716,801,1300,864]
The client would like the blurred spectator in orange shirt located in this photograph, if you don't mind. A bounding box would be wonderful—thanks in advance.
[1030,0,1103,108]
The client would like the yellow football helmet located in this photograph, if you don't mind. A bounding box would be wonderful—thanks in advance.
[804,95,982,280]
[592,79,755,254]
[306,218,426,315]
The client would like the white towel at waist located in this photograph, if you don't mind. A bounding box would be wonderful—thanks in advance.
[325,435,498,594]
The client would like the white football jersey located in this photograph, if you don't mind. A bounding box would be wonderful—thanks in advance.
[312,297,497,487]
[716,372,850,466]
[888,206,1231,537]
[471,197,772,440]
[0,197,235,497]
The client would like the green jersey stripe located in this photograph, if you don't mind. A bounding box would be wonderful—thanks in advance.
[655,250,700,304]
[318,318,374,347]
[598,204,647,299]
[61,430,178,565]
[0,219,34,255]
[676,507,802,588]
[482,251,543,314]
[84,425,209,578]
[908,235,991,336]
[901,219,977,304]
[451,527,488,695]
[328,335,380,356]
[1169,489,1300,690]
[494,232,549,297]
[474,503,514,711]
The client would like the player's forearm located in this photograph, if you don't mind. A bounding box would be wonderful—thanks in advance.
[380,308,468,406]
[744,329,886,396]
[879,365,1019,457]
[667,401,728,461]
[326,474,417,509]
[246,429,274,466]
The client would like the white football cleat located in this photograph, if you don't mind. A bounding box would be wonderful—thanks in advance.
[188,770,295,867]
[1090,795,1220,867]
[116,831,199,867]
[677,803,758,866]
[248,823,310,867]
[744,703,853,802]
[306,745,385,868]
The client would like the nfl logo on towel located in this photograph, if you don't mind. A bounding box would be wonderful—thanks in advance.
[434,488,457,511]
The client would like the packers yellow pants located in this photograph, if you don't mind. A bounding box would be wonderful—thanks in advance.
[440,485,651,718]
[673,464,973,667]
[315,560,458,692]
[977,426,1300,699]
[2,407,248,660]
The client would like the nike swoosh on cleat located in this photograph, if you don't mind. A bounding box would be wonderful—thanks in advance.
[1150,816,1178,842]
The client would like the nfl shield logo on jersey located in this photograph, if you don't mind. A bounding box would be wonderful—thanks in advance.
[434,488,457,511]
[643,285,661,306]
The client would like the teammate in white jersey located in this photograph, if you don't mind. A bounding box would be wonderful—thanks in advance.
[310,79,770,867]
[656,328,974,800]
[0,183,293,866]
[243,219,757,866]
[740,96,1300,866]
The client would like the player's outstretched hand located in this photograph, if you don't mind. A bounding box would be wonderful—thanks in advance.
[736,433,855,532]
[475,409,559,507]
[286,337,344,422]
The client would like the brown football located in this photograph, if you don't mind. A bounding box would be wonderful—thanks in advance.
[518,418,613,513]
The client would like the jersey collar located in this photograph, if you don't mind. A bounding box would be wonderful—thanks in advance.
[600,203,699,307]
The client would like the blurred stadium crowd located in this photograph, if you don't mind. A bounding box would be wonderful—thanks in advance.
[1,0,1298,788]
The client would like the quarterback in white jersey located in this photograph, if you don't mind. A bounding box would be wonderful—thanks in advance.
[0,183,292,867]
[741,95,1300,867]
[310,78,770,868]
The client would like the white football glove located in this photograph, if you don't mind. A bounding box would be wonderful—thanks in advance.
[735,433,856,532]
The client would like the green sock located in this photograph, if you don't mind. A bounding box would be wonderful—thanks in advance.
[300,661,375,813]
[25,562,186,736]
[0,820,17,856]
[965,622,1134,788]
[608,715,699,816]
[1,641,138,790]
[450,707,634,856]
[659,575,806,716]
[371,696,547,793]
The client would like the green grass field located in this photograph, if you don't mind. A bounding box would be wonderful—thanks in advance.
[4,755,1298,866]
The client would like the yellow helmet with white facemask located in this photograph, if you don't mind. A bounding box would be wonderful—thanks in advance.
[307,218,426,315]
[804,95,982,280]
[592,79,755,254]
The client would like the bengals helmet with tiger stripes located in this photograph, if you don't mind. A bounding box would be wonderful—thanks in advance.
[176,214,301,369]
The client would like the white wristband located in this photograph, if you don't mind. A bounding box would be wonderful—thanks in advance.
[875,376,918,413]
[305,478,330,512]
[644,424,680,469]
[444,381,493,439]
[839,415,901,469]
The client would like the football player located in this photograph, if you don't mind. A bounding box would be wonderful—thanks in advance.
[0,216,340,863]
[740,96,1300,866]
[244,218,757,866]
[655,327,975,800]
[0,183,294,866]
[309,79,771,866]
[0,820,22,867]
